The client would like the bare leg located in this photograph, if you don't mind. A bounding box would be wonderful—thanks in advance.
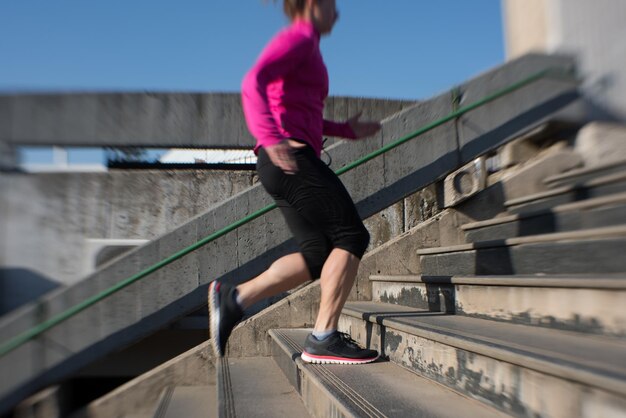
[314,248,360,332]
[235,248,360,331]
[236,253,311,309]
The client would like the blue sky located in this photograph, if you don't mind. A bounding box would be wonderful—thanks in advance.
[1,0,505,164]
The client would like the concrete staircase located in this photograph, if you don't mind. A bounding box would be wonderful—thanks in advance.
[267,329,508,417]
[2,53,590,416]
[212,149,626,417]
[70,126,626,416]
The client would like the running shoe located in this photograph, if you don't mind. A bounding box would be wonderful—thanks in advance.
[301,331,379,364]
[208,280,243,357]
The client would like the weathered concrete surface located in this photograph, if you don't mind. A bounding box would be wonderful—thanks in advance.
[340,304,626,418]
[372,281,455,313]
[271,328,509,418]
[363,201,405,250]
[370,274,626,339]
[0,94,414,148]
[0,54,582,413]
[403,183,440,230]
[378,326,625,418]
[456,284,626,338]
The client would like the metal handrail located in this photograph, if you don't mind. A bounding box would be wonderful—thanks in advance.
[0,67,576,358]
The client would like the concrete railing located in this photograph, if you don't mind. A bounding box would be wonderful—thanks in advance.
[0,93,413,170]
[0,53,584,413]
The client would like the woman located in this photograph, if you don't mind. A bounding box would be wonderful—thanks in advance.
[209,0,381,364]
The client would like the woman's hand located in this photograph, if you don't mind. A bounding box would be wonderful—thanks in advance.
[347,112,382,139]
[265,140,298,174]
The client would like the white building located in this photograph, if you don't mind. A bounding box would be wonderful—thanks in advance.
[503,0,626,120]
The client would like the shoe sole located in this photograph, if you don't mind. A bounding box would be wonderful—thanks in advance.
[300,351,378,365]
[208,282,222,357]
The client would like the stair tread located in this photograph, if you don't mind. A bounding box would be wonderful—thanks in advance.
[343,301,626,395]
[270,328,508,418]
[461,191,626,231]
[220,356,308,418]
[369,274,626,289]
[417,224,626,255]
[544,159,626,185]
[505,170,626,207]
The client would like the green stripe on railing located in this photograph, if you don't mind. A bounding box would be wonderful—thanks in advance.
[0,67,576,358]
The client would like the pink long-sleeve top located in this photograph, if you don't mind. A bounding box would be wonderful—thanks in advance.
[241,19,356,158]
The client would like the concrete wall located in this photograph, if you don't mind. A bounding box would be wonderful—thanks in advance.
[503,0,626,119]
[0,170,256,313]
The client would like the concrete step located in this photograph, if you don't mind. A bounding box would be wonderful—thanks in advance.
[544,159,626,189]
[340,301,626,418]
[152,386,215,418]
[462,192,626,242]
[269,328,508,418]
[504,171,626,214]
[417,225,626,276]
[216,356,308,418]
[370,274,626,338]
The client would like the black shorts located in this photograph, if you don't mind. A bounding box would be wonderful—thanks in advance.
[256,144,370,279]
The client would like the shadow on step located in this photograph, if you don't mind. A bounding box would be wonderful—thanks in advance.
[516,211,557,237]
[360,311,449,324]
[475,243,513,275]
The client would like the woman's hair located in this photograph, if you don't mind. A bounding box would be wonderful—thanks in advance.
[282,0,308,20]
